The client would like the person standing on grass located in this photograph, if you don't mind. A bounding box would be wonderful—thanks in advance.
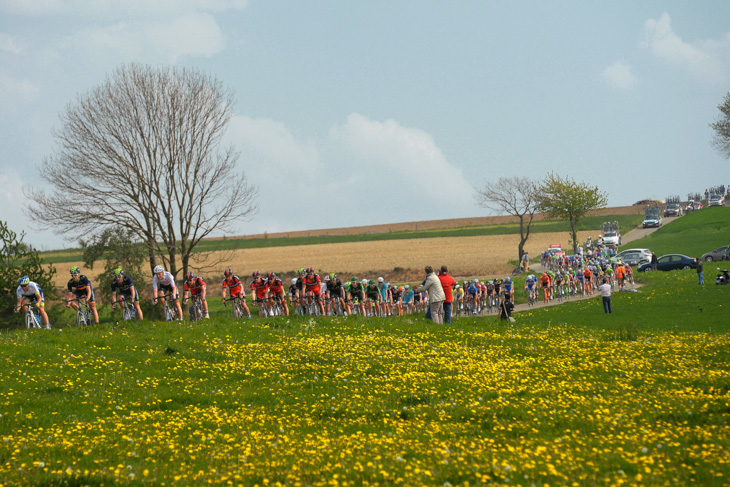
[651,252,658,271]
[421,266,445,324]
[696,258,704,286]
[438,266,456,324]
[521,252,529,272]
[598,277,612,314]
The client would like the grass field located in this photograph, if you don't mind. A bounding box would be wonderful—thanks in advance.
[620,206,730,258]
[1,271,729,486]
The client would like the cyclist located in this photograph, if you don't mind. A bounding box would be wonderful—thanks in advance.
[582,266,594,295]
[347,276,366,316]
[66,266,99,324]
[15,276,51,329]
[152,265,184,320]
[250,271,269,317]
[539,272,551,303]
[377,277,389,316]
[222,268,251,318]
[326,273,346,316]
[110,268,144,320]
[302,267,325,315]
[288,278,299,309]
[182,271,209,319]
[365,279,383,316]
[402,284,415,314]
[265,271,289,316]
[391,285,403,316]
[502,277,514,303]
[525,274,537,303]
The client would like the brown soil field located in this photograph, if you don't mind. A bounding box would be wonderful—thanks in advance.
[52,230,600,294]
[210,205,644,240]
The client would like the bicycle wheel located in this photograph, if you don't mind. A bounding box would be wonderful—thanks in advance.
[164,305,174,322]
[76,309,86,327]
[122,306,133,321]
[233,301,243,318]
[25,310,35,329]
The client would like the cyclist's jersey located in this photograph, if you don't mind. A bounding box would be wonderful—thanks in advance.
[526,278,536,289]
[296,278,305,293]
[365,285,380,300]
[503,282,513,294]
[303,275,321,294]
[583,269,592,279]
[288,284,298,298]
[111,275,135,295]
[267,277,285,296]
[222,276,244,297]
[454,288,465,300]
[378,282,388,300]
[391,289,401,302]
[466,284,478,296]
[68,275,95,299]
[17,282,43,300]
[328,279,343,296]
[403,289,414,303]
[540,275,550,286]
[493,281,501,294]
[250,278,268,300]
[349,282,364,299]
[153,272,176,292]
[184,277,206,296]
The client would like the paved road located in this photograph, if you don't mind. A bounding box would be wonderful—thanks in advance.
[620,216,677,246]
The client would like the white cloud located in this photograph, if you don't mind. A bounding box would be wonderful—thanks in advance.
[0,32,23,54]
[69,13,225,62]
[329,113,472,200]
[0,0,247,16]
[227,116,320,173]
[602,61,638,90]
[643,12,729,84]
[0,74,39,103]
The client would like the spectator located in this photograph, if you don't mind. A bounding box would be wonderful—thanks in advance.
[499,299,515,321]
[696,258,704,286]
[598,277,612,314]
[421,265,445,324]
[651,252,658,271]
[438,265,456,324]
[521,252,529,272]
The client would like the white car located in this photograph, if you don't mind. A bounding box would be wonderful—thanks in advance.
[618,248,652,266]
[602,231,621,246]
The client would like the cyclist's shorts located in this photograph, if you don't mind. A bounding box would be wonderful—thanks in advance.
[306,287,321,296]
[541,282,549,288]
[26,289,44,304]
[118,289,139,302]
[159,283,175,295]
[231,291,245,299]
[73,288,95,302]
[329,289,343,298]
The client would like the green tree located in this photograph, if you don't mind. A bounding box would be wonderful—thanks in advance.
[1,221,56,319]
[536,173,608,254]
[80,226,147,305]
[710,92,730,158]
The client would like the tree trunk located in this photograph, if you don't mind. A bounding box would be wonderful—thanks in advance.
[570,216,578,254]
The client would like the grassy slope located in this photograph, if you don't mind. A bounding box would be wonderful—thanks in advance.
[39,213,643,265]
[621,206,730,257]
[0,272,728,486]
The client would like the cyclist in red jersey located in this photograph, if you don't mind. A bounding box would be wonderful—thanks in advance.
[302,267,325,315]
[583,267,594,295]
[250,271,269,317]
[182,271,209,319]
[265,271,289,316]
[221,269,251,318]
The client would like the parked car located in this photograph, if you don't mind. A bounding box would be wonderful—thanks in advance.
[663,203,683,217]
[617,248,653,266]
[708,194,725,207]
[701,245,730,262]
[603,231,622,245]
[638,254,698,272]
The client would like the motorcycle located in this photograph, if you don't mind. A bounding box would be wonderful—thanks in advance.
[716,268,730,285]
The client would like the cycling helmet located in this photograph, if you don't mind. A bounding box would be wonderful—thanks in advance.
[378,277,384,282]
[224,268,233,277]
[505,277,511,283]
[324,275,330,281]
[19,276,30,286]
[398,286,404,291]
[252,270,261,278]
[361,279,368,285]
[475,279,480,283]
[153,265,164,274]
[351,276,358,282]
[70,266,81,276]
[368,279,376,285]
[291,278,297,285]
[405,284,410,289]
[306,267,314,274]
[185,271,195,281]
[113,268,124,278]
[329,273,337,280]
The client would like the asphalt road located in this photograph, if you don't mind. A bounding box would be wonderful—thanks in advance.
[620,215,678,246]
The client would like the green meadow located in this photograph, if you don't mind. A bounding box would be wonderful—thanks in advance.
[1,269,729,486]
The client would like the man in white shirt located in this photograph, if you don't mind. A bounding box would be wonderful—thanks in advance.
[598,277,612,314]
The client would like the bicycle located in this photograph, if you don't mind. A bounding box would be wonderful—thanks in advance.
[66,297,92,327]
[16,302,42,329]
[527,287,537,306]
[158,293,180,322]
[223,296,249,319]
[184,295,205,321]
[112,296,136,321]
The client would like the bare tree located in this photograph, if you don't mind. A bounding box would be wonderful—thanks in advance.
[26,63,258,278]
[474,176,539,264]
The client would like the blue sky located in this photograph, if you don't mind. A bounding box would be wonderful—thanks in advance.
[1,1,729,250]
